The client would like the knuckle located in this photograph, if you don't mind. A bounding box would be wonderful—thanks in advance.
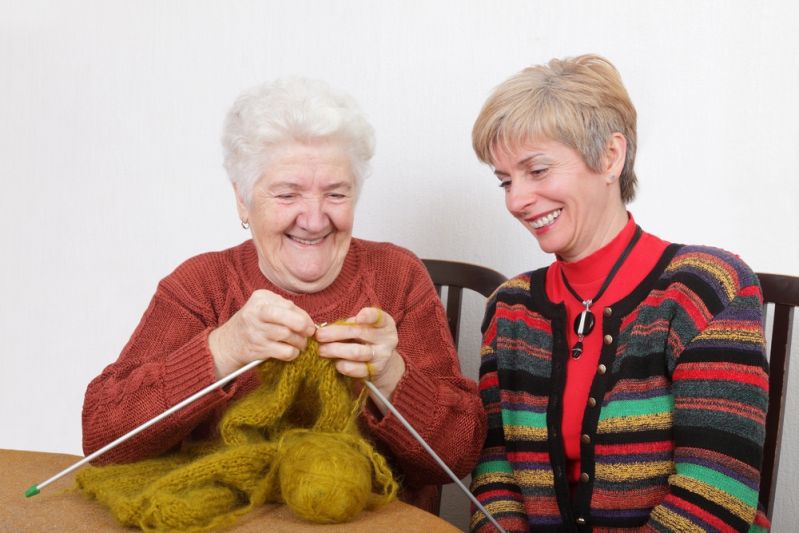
[250,289,269,305]
[263,323,283,340]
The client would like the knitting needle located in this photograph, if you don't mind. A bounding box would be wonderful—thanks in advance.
[26,330,506,531]
[26,323,338,497]
[363,380,506,533]
[24,358,265,497]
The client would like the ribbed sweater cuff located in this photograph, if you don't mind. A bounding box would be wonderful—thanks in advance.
[162,328,228,415]
[371,365,439,449]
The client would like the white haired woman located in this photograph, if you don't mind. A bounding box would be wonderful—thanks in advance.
[82,78,486,512]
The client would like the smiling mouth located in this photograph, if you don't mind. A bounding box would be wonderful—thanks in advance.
[287,234,328,245]
[528,208,562,229]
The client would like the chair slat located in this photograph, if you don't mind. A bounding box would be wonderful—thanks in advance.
[756,273,799,521]
[423,259,507,350]
[421,258,507,517]
[445,287,463,346]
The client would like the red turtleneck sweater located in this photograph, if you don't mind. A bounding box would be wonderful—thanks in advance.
[545,215,670,483]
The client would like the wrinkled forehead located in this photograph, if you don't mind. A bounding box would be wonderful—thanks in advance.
[257,141,356,186]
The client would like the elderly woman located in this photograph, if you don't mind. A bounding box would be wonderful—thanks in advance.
[81,77,486,513]
[469,55,769,532]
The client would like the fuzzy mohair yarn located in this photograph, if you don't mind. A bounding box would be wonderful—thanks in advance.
[76,338,398,532]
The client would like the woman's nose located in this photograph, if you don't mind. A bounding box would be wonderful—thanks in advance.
[297,197,328,231]
[505,182,535,216]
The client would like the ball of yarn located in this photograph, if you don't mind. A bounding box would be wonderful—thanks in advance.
[77,338,397,530]
[278,432,372,523]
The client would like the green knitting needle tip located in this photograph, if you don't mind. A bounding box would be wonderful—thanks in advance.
[23,358,266,498]
[25,327,330,498]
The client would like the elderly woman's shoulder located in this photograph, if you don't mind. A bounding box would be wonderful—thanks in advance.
[159,241,256,290]
[175,240,254,269]
[352,238,426,270]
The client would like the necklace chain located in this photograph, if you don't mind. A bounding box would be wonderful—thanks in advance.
[560,225,642,358]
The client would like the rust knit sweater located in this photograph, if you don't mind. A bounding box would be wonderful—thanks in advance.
[82,238,486,512]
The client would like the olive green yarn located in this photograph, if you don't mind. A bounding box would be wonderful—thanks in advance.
[76,338,398,532]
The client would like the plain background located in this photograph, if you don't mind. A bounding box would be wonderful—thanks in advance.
[2,1,798,530]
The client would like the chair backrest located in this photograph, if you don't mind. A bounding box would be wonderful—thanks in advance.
[422,259,507,349]
[421,259,507,519]
[756,272,799,520]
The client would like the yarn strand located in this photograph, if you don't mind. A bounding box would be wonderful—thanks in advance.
[76,339,398,531]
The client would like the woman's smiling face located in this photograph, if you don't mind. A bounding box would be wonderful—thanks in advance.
[491,136,626,263]
[236,139,356,293]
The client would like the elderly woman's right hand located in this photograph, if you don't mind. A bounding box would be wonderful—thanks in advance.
[208,289,316,378]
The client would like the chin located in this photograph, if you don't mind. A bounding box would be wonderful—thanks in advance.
[289,268,336,290]
[535,238,565,257]
[278,277,328,294]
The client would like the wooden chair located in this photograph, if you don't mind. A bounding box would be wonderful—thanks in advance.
[756,272,799,520]
[423,259,507,348]
[421,259,506,518]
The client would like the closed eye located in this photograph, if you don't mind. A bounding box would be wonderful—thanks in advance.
[529,168,548,179]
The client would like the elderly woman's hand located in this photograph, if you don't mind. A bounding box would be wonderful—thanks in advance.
[314,307,406,410]
[208,289,316,378]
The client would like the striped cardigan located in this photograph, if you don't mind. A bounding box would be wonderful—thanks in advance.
[471,244,770,532]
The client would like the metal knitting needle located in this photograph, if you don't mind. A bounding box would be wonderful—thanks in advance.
[24,358,265,497]
[26,325,506,530]
[364,380,506,533]
[26,323,337,496]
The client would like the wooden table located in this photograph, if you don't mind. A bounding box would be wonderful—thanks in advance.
[2,449,460,532]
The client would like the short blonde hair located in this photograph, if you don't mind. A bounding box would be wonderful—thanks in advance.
[472,54,638,203]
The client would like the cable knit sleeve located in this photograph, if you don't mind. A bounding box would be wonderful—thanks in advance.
[643,252,770,532]
[362,249,487,487]
[81,259,248,464]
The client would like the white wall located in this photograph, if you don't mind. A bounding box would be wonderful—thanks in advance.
[2,1,797,530]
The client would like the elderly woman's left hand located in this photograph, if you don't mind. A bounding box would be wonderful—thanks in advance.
[314,307,406,409]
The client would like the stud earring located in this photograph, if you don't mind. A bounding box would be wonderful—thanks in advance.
[241,220,250,230]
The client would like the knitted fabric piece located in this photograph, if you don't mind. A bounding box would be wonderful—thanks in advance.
[76,339,398,531]
[81,239,485,511]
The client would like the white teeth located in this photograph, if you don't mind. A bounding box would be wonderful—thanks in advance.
[290,235,325,245]
[531,209,562,229]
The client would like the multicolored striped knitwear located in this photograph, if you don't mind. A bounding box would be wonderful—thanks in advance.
[470,242,770,532]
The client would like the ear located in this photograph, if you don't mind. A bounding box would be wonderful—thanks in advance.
[603,132,627,182]
[233,182,249,222]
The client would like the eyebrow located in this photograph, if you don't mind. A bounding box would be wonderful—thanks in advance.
[268,180,353,191]
[323,181,353,191]
[493,153,545,178]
